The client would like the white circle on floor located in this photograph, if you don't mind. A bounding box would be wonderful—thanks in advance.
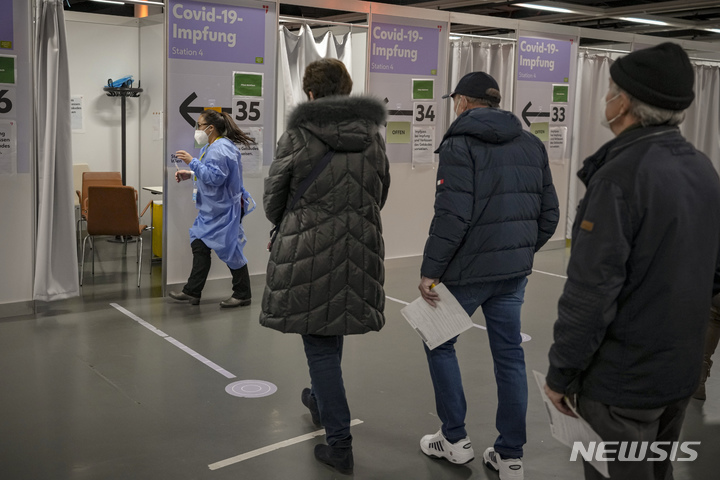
[521,333,532,343]
[225,380,278,398]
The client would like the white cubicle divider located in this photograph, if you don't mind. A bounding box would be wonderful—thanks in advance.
[0,0,33,317]
[513,28,579,245]
[164,0,278,287]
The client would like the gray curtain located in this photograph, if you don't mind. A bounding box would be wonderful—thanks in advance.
[278,25,352,113]
[681,62,720,171]
[33,0,79,301]
[568,51,720,238]
[567,51,619,237]
[448,41,515,117]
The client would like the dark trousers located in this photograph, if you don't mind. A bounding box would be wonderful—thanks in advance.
[302,334,352,447]
[578,396,691,480]
[183,239,251,299]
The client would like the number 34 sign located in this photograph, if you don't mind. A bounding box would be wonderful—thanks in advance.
[413,102,436,125]
[232,97,263,125]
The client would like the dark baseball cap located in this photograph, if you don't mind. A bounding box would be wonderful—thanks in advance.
[442,71,501,102]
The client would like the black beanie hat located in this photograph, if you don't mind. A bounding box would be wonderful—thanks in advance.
[610,42,694,111]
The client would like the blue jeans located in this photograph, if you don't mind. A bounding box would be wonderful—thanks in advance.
[424,277,528,459]
[302,335,352,447]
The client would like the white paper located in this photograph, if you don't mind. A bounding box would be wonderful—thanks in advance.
[239,126,263,177]
[400,283,473,350]
[533,370,609,478]
[0,119,17,175]
[412,125,435,166]
[548,126,568,165]
[70,95,84,132]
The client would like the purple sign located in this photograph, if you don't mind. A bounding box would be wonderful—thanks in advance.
[370,22,440,75]
[0,0,13,49]
[169,0,265,64]
[517,37,571,83]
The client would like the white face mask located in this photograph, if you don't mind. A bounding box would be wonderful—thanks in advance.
[194,126,210,147]
[600,94,622,129]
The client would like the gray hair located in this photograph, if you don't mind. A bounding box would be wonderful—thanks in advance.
[609,83,686,127]
[463,87,502,109]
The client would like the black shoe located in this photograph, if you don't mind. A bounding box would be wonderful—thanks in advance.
[169,291,200,305]
[219,297,251,308]
[314,444,353,475]
[301,388,322,427]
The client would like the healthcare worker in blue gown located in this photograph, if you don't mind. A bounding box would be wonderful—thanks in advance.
[169,110,255,308]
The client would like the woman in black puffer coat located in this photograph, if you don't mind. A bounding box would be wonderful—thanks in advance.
[261,59,390,474]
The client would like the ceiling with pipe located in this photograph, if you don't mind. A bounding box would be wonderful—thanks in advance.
[65,0,720,44]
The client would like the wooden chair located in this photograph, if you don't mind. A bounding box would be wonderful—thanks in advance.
[80,186,151,287]
[72,164,90,206]
[76,171,122,243]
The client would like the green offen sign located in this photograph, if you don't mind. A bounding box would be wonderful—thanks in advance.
[553,85,569,103]
[234,72,262,97]
[0,56,15,84]
[413,80,434,100]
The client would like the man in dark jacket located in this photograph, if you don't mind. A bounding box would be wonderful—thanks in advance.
[545,43,720,480]
[418,71,559,479]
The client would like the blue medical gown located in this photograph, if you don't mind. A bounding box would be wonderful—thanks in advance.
[188,137,253,270]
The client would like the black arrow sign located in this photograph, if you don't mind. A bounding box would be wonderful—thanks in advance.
[521,101,549,127]
[180,92,232,128]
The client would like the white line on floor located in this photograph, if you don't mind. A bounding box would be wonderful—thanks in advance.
[208,419,365,470]
[385,295,410,305]
[532,269,568,279]
[110,303,236,379]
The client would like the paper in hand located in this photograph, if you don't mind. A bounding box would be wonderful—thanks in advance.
[400,283,473,350]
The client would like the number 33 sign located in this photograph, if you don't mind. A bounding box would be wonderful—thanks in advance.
[232,97,263,125]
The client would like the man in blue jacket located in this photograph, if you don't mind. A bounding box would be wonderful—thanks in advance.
[418,71,559,480]
[545,43,720,480]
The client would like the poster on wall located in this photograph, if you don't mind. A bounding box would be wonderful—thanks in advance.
[368,14,447,164]
[0,119,17,175]
[0,0,12,50]
[0,55,16,84]
[71,95,84,132]
[169,0,265,64]
[232,71,263,176]
[514,34,577,165]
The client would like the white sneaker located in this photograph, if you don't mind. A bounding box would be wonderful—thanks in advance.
[483,447,523,480]
[420,430,474,465]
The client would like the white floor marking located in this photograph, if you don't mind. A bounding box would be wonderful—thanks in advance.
[110,303,236,379]
[385,295,410,305]
[532,269,568,279]
[208,419,365,470]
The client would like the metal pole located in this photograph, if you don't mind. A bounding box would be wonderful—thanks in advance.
[121,95,127,185]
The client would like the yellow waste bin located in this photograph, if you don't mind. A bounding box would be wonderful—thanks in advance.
[152,200,163,258]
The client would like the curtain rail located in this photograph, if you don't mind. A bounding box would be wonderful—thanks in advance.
[449,33,516,42]
[278,16,368,29]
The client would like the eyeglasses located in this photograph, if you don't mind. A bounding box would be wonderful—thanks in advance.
[197,122,209,128]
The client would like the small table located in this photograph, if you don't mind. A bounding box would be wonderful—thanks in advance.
[143,186,163,195]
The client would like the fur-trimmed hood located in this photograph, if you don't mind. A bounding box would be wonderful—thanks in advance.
[287,95,387,152]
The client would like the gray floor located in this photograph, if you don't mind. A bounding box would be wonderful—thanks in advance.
[1,234,718,480]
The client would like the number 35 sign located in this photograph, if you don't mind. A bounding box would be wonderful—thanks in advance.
[232,97,263,125]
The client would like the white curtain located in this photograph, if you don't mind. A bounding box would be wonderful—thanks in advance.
[681,63,720,171]
[567,52,720,238]
[278,25,352,112]
[567,51,619,237]
[33,0,79,301]
[448,41,515,119]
